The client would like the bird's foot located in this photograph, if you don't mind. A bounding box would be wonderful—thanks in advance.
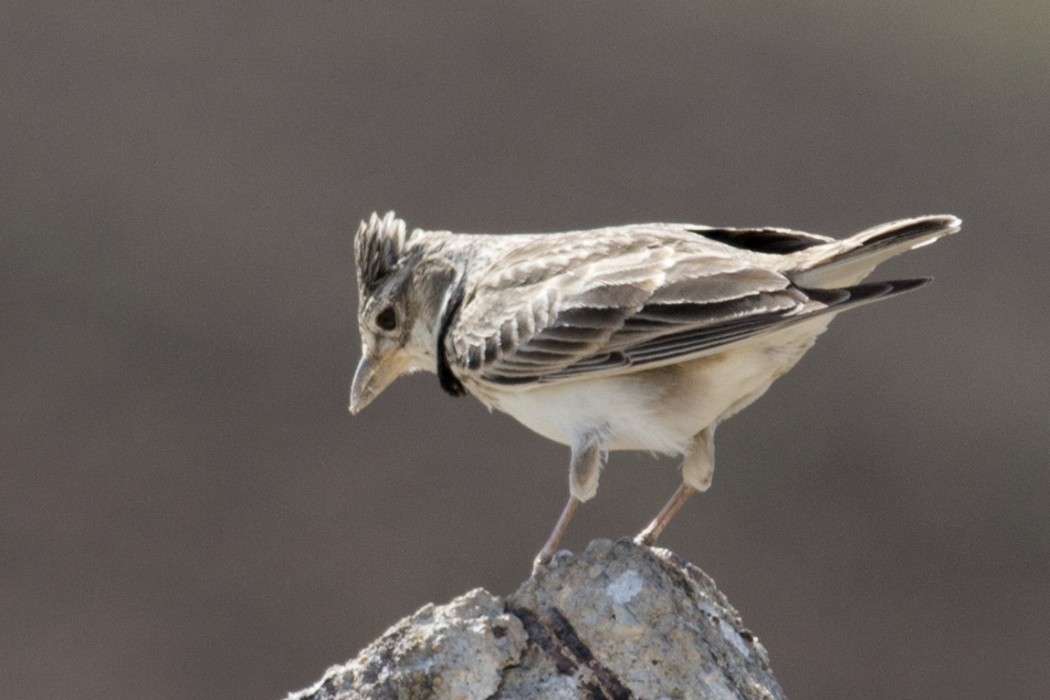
[531,550,552,577]
[633,529,657,547]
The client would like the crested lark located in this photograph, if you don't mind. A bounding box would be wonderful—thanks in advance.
[349,211,960,571]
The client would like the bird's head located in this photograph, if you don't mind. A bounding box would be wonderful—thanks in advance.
[349,211,460,414]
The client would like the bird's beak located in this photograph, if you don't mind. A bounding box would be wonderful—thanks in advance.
[349,346,409,415]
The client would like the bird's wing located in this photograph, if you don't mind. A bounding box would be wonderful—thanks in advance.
[448,227,828,386]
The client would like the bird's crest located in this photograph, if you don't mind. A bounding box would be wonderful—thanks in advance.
[354,211,412,295]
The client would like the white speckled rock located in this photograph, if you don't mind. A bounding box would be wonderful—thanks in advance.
[288,589,527,700]
[287,540,786,700]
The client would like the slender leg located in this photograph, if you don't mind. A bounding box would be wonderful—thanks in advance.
[533,495,580,574]
[634,483,697,546]
[636,427,715,546]
[533,435,605,574]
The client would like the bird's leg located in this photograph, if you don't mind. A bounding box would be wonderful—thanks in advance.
[635,484,696,545]
[635,426,714,546]
[533,495,580,573]
[532,435,604,574]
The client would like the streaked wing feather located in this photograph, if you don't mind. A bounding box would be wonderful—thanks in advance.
[449,229,819,385]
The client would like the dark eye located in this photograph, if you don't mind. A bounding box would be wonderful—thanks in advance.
[375,306,398,332]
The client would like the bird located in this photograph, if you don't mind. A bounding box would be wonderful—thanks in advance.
[348,211,960,572]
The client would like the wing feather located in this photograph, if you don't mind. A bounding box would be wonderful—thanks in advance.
[448,228,827,385]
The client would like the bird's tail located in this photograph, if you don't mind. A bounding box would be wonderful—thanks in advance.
[789,215,961,288]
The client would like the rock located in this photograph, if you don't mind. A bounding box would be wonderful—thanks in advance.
[287,539,786,700]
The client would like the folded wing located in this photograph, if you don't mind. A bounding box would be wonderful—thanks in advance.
[447,226,915,386]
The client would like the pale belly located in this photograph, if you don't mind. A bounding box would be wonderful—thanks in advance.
[468,321,826,455]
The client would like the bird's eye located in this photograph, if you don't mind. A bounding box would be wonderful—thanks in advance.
[375,306,398,332]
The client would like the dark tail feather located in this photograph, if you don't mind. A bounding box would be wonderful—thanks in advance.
[802,277,932,311]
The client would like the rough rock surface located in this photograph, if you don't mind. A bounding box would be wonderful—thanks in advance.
[288,539,786,699]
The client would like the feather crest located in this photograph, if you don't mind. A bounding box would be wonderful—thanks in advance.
[354,211,411,296]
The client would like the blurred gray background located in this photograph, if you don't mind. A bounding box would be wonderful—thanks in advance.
[2,2,1047,699]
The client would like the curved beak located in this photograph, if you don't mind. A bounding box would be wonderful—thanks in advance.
[348,347,408,414]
